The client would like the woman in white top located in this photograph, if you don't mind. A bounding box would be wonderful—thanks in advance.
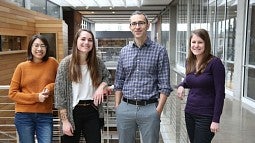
[54,29,112,143]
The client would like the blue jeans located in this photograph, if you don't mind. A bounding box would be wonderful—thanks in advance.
[185,112,215,143]
[15,112,53,143]
[116,101,160,143]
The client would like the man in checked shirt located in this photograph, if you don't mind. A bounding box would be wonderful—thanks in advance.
[114,10,173,143]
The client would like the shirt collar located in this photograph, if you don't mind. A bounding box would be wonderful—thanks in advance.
[132,37,152,48]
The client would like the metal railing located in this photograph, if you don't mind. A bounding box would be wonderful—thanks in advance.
[2,83,163,143]
[0,85,118,143]
[0,85,61,143]
[0,85,17,142]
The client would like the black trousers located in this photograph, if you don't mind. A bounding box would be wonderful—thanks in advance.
[61,105,101,143]
[185,112,215,143]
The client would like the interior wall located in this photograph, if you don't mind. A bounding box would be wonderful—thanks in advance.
[63,10,82,49]
[0,1,68,85]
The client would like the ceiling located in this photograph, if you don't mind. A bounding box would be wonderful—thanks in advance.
[50,0,173,23]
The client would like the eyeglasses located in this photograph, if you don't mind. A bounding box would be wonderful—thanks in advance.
[130,21,147,27]
[32,44,46,48]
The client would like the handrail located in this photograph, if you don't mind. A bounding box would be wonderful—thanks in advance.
[0,85,17,142]
[0,85,61,142]
[0,85,118,142]
[0,85,10,90]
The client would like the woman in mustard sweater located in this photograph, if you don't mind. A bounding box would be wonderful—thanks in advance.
[8,35,58,143]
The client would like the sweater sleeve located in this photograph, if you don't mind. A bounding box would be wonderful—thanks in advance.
[54,57,70,109]
[98,58,112,85]
[212,58,225,123]
[178,78,188,88]
[45,57,59,95]
[8,64,39,104]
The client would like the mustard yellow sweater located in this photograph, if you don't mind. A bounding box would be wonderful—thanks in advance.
[9,57,58,113]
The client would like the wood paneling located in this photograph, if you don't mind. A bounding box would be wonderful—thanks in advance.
[0,51,26,85]
[0,1,68,85]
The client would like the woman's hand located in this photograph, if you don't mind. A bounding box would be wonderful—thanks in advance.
[210,122,219,133]
[93,86,105,106]
[62,120,73,136]
[103,85,114,95]
[38,88,49,102]
[177,86,185,100]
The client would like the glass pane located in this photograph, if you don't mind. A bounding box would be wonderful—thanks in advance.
[225,62,234,89]
[224,0,237,91]
[30,0,46,14]
[161,10,170,49]
[11,0,24,7]
[247,68,255,100]
[215,1,226,60]
[0,36,23,51]
[248,4,255,65]
[176,0,188,67]
[208,0,216,54]
[225,0,237,62]
[244,1,255,100]
[191,0,208,30]
[47,1,60,18]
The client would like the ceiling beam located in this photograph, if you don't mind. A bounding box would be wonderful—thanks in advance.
[74,5,166,10]
[107,0,113,7]
[65,0,82,7]
[122,0,126,7]
[92,0,100,7]
[137,0,141,7]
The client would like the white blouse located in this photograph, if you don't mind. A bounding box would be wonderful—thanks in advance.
[72,65,95,108]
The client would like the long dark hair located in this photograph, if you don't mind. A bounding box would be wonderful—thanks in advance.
[186,29,213,75]
[69,29,100,87]
[27,34,50,61]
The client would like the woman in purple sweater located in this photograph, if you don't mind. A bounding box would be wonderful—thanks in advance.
[177,29,225,143]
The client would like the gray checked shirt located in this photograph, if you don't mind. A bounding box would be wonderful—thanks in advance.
[114,37,172,100]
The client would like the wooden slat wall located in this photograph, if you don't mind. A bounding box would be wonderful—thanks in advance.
[0,51,26,85]
[0,1,68,85]
[0,1,56,37]
[35,20,68,61]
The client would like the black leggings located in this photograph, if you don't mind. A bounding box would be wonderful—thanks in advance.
[61,105,101,143]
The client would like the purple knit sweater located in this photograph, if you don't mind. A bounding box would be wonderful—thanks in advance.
[179,57,225,123]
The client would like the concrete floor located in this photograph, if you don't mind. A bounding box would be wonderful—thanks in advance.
[160,96,255,143]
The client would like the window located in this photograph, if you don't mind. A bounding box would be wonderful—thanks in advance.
[244,1,255,100]
[176,0,188,68]
[0,36,25,52]
[30,0,47,14]
[224,0,237,89]
[47,1,60,18]
[161,9,170,49]
[10,0,24,7]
